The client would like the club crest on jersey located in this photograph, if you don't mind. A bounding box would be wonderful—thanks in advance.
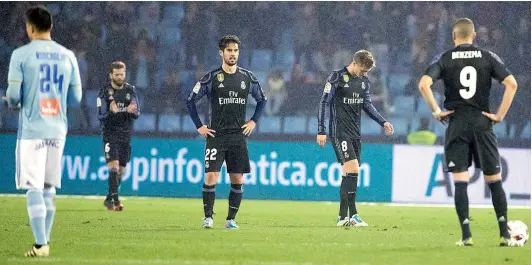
[108,89,114,100]
[217,73,224,82]
[241,81,246,90]
[324,82,332,93]
[343,75,349,83]
[126,93,131,100]
[361,82,366,90]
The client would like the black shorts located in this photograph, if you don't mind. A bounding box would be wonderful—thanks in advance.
[204,134,250,173]
[444,111,500,175]
[330,136,361,165]
[103,136,131,167]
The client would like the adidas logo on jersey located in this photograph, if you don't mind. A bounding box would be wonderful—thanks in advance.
[218,83,225,88]
[448,161,455,167]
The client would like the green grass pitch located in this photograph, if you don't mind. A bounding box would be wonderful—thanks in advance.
[0,196,530,265]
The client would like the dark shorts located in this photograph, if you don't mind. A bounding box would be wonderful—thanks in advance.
[330,136,361,165]
[103,136,131,167]
[204,134,250,173]
[444,111,501,175]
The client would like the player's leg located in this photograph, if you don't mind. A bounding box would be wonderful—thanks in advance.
[42,139,64,245]
[346,139,366,226]
[445,125,474,246]
[224,137,250,229]
[226,174,243,229]
[112,141,131,211]
[331,138,349,226]
[202,137,225,228]
[17,140,50,257]
[103,140,121,210]
[474,130,513,245]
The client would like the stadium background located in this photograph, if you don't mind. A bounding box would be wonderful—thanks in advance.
[0,2,530,206]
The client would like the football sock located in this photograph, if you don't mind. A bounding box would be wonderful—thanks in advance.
[202,184,216,218]
[488,180,510,238]
[346,173,359,216]
[339,176,348,219]
[108,169,119,202]
[43,186,56,244]
[227,184,243,220]
[454,181,472,240]
[26,189,47,246]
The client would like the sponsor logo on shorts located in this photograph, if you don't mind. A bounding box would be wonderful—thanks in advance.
[35,140,60,150]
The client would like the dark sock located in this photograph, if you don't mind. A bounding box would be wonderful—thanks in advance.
[339,176,348,219]
[108,169,119,202]
[488,180,510,238]
[346,173,358,216]
[202,184,216,218]
[454,182,472,240]
[227,184,243,220]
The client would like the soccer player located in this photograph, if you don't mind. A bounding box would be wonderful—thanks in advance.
[317,50,394,227]
[186,35,267,229]
[418,18,520,247]
[97,62,140,211]
[3,5,82,257]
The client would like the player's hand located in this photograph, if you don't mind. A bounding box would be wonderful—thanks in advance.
[241,120,256,136]
[434,110,454,124]
[127,103,137,113]
[383,122,394,136]
[2,96,20,110]
[110,101,118,113]
[482,112,503,123]
[198,125,216,138]
[317,134,327,148]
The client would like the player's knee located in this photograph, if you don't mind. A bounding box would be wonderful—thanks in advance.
[484,173,502,182]
[205,172,219,185]
[229,174,243,184]
[342,160,359,174]
[452,171,469,182]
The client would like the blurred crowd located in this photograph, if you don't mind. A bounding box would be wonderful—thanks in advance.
[0,2,530,143]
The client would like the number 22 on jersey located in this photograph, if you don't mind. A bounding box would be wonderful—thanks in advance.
[39,63,64,117]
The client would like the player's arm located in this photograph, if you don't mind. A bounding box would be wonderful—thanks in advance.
[127,86,141,119]
[186,73,215,137]
[242,72,267,135]
[316,72,339,147]
[482,52,518,123]
[5,50,23,109]
[97,87,112,121]
[363,82,394,135]
[418,54,453,122]
[67,52,82,107]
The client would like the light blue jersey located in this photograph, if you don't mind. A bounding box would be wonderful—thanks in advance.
[6,40,82,140]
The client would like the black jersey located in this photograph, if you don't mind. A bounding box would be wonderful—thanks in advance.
[318,67,387,138]
[424,44,511,113]
[97,83,140,138]
[187,67,266,137]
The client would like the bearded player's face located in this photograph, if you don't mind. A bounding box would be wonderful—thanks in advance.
[220,43,239,66]
[110,68,126,87]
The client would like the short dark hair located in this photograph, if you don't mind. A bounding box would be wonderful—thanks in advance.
[452,18,475,39]
[109,61,126,73]
[218,35,241,51]
[25,5,53,32]
[353,50,376,69]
